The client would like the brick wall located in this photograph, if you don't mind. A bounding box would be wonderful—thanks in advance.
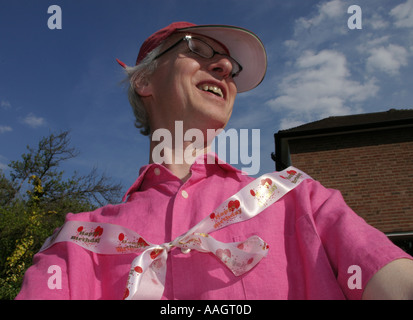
[288,127,413,233]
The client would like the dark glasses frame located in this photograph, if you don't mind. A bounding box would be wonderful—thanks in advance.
[153,35,243,78]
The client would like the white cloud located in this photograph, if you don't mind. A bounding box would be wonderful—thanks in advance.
[286,0,348,54]
[319,0,343,19]
[366,44,409,76]
[279,118,305,131]
[358,35,390,50]
[0,125,12,133]
[297,0,344,28]
[266,50,378,127]
[22,113,46,128]
[368,13,390,30]
[1,100,11,109]
[262,0,413,132]
[390,0,413,28]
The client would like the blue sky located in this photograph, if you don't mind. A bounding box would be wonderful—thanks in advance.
[1,0,413,197]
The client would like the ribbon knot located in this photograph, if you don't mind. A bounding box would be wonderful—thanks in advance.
[123,232,269,300]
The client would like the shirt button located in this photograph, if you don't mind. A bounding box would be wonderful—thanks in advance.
[181,190,189,199]
[181,247,191,254]
[154,168,161,176]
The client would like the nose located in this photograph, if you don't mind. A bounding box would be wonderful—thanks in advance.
[207,55,233,79]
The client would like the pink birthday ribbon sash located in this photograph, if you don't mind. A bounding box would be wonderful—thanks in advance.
[39,167,311,300]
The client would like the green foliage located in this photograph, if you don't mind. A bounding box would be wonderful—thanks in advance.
[0,131,124,299]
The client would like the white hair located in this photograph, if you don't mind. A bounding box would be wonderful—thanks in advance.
[122,46,163,136]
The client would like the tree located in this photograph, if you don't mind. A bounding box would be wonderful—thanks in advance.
[0,171,17,207]
[8,130,123,207]
[0,130,124,299]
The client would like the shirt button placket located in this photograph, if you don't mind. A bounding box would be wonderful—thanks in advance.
[170,185,193,299]
[179,190,190,254]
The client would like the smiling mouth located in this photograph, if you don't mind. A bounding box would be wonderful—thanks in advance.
[197,84,224,99]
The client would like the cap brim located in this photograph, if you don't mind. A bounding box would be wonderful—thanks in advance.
[178,25,267,93]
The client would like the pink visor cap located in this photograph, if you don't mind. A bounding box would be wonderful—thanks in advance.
[116,22,267,93]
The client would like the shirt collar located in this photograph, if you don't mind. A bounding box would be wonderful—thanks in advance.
[122,152,244,202]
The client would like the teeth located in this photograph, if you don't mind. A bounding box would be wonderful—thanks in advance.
[198,84,224,98]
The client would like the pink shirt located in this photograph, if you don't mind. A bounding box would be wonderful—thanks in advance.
[16,153,411,300]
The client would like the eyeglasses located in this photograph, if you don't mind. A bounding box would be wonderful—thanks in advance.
[154,35,243,78]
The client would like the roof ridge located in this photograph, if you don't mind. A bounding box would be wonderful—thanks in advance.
[279,108,413,133]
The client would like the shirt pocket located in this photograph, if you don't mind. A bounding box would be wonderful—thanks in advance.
[232,215,341,300]
[231,234,285,300]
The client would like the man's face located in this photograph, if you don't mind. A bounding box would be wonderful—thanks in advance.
[141,33,238,136]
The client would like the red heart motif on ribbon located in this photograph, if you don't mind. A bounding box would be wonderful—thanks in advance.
[261,178,272,187]
[228,200,240,211]
[123,288,129,300]
[137,237,149,248]
[94,226,103,237]
[216,248,232,260]
[150,248,163,260]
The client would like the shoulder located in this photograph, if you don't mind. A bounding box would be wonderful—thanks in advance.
[65,203,124,224]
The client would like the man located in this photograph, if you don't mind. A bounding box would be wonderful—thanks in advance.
[16,22,413,300]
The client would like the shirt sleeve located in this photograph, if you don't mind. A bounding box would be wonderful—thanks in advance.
[15,208,102,300]
[15,242,71,300]
[308,180,413,300]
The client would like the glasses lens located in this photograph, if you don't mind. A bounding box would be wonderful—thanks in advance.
[187,37,242,78]
[187,38,213,58]
[228,57,241,77]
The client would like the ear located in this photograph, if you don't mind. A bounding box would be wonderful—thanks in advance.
[134,77,152,97]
